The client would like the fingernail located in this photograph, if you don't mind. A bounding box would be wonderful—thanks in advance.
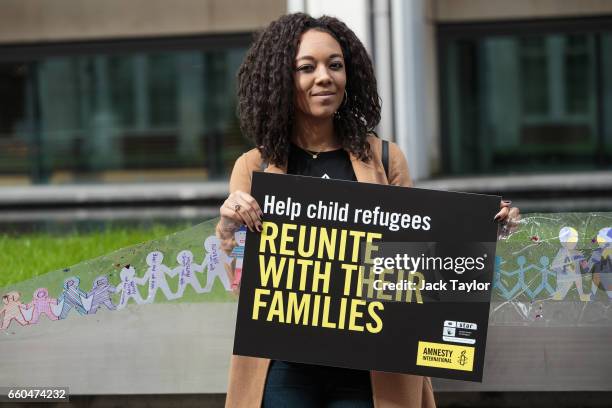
[257,224,262,232]
[493,214,501,222]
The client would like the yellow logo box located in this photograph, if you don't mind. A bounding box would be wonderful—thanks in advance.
[416,341,475,372]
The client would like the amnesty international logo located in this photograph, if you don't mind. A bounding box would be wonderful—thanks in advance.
[416,341,475,372]
[458,350,468,366]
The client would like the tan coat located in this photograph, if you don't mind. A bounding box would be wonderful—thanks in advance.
[218,135,436,408]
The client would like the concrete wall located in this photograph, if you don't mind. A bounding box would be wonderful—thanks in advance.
[434,0,612,22]
[0,0,286,43]
[1,303,237,394]
[2,301,610,394]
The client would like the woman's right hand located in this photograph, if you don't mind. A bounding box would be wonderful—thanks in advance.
[219,190,263,233]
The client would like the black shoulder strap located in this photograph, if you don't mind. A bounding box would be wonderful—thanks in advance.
[382,139,389,181]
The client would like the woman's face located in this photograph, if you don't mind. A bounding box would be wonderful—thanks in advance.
[294,29,346,120]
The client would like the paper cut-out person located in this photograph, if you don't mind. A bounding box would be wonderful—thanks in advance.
[551,227,590,301]
[87,276,117,314]
[172,250,207,298]
[57,277,91,319]
[116,265,146,310]
[138,251,179,302]
[587,227,612,300]
[27,288,59,324]
[0,291,29,329]
[229,226,247,290]
[202,236,232,292]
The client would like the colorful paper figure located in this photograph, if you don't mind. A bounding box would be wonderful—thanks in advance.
[27,288,60,323]
[172,250,207,298]
[57,277,92,319]
[229,226,247,290]
[139,251,179,302]
[115,265,146,310]
[587,227,612,299]
[202,236,232,292]
[0,291,29,329]
[87,276,117,314]
[551,227,590,301]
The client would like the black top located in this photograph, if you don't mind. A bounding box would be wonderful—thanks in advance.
[287,143,357,181]
[267,143,370,398]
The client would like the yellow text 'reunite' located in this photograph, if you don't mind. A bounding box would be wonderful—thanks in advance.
[259,221,383,263]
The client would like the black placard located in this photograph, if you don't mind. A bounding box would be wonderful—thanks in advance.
[233,172,500,382]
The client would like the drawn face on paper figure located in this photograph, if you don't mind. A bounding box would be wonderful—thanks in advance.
[120,266,136,281]
[94,276,109,288]
[4,291,20,303]
[63,277,80,289]
[597,227,612,249]
[294,29,346,120]
[177,250,193,264]
[146,251,163,266]
[204,236,221,253]
[35,288,49,299]
[235,227,247,247]
[559,227,579,250]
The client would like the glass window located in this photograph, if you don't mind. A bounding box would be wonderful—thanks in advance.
[440,26,612,174]
[0,39,250,185]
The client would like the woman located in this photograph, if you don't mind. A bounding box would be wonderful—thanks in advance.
[216,13,519,408]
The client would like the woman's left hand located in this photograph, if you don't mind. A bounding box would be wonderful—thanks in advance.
[494,200,521,239]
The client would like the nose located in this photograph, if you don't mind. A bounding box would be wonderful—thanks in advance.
[314,65,332,86]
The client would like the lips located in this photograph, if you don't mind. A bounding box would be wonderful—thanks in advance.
[312,91,336,96]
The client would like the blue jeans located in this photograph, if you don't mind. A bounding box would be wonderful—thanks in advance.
[262,360,374,408]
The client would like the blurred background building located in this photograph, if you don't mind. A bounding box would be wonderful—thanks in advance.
[1,0,611,222]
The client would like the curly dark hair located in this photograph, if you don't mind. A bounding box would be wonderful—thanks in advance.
[237,13,381,166]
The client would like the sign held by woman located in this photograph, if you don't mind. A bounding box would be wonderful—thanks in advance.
[233,172,500,382]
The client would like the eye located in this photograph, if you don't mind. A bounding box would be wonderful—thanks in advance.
[296,64,314,72]
[330,61,344,70]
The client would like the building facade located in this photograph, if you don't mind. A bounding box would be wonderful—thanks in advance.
[0,0,284,185]
[0,0,611,187]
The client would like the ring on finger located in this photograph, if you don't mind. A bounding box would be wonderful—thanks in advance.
[234,203,241,212]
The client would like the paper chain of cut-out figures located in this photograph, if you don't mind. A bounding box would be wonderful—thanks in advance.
[0,229,247,331]
[2,226,610,330]
[495,227,612,301]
